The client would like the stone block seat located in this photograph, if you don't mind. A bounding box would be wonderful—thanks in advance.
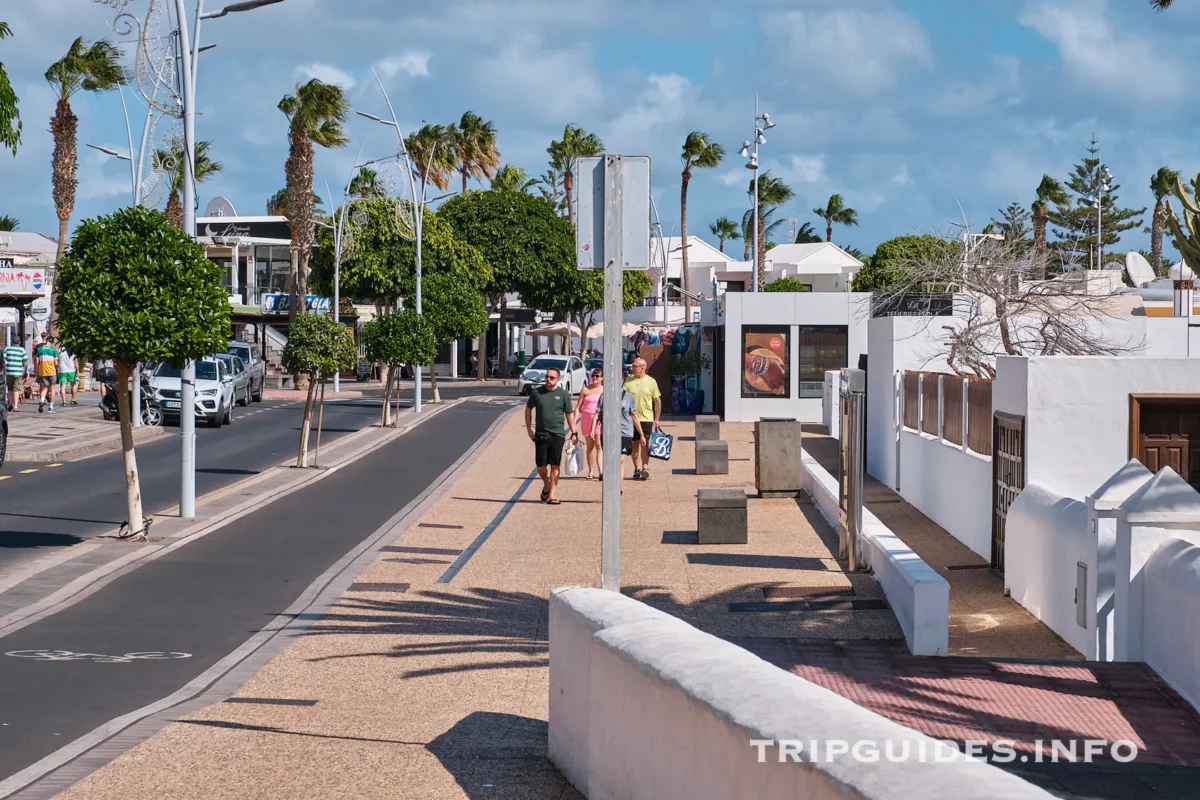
[697,488,747,545]
[695,415,721,442]
[695,439,729,475]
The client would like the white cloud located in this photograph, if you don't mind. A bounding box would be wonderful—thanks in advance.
[893,165,912,187]
[1019,0,1183,102]
[763,8,932,96]
[607,74,693,151]
[716,169,749,187]
[932,56,1023,119]
[474,36,602,123]
[374,51,431,81]
[778,154,826,185]
[293,63,357,90]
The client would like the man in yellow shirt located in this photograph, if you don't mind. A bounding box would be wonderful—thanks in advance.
[623,357,661,480]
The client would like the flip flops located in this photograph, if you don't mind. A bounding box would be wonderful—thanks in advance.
[547,498,561,505]
[540,487,550,502]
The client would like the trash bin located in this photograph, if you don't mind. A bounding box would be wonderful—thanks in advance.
[518,351,527,369]
[754,417,803,497]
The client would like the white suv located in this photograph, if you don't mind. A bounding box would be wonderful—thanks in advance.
[150,359,236,428]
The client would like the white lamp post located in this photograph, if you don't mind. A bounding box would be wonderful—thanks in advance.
[740,93,775,292]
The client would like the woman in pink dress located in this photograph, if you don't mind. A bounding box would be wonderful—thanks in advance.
[575,368,604,480]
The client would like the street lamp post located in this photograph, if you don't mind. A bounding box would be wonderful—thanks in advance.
[740,93,775,292]
[174,0,285,518]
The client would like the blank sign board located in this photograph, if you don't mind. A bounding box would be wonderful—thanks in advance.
[575,155,651,270]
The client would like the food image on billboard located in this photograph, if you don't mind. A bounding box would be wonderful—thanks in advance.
[742,327,790,398]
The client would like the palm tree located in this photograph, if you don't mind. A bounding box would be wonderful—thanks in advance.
[45,37,125,264]
[746,172,795,289]
[1150,167,1180,277]
[452,112,500,194]
[158,140,222,229]
[348,166,383,199]
[1152,1,1174,9]
[709,217,739,253]
[536,168,567,214]
[794,221,822,244]
[0,215,17,231]
[680,131,724,321]
[405,124,458,192]
[491,165,536,193]
[267,188,323,217]
[813,194,859,242]
[1031,174,1068,279]
[278,79,349,322]
[547,125,603,221]
[0,22,20,156]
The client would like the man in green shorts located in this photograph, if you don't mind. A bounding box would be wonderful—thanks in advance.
[57,345,79,406]
[524,366,579,504]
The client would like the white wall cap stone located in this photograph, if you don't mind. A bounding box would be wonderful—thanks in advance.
[1087,459,1155,512]
[1116,467,1200,524]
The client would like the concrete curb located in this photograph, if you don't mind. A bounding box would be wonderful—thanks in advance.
[0,399,468,643]
[0,404,517,800]
[8,424,165,463]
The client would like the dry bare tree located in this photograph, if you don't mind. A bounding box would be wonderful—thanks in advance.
[871,230,1144,378]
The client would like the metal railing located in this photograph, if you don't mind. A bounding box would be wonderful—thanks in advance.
[903,370,993,457]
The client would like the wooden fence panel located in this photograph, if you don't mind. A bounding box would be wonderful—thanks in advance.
[903,371,920,430]
[942,376,964,445]
[967,378,993,455]
[921,373,939,435]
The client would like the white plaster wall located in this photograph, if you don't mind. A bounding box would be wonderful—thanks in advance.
[721,292,870,423]
[550,588,1046,800]
[1143,538,1200,713]
[991,357,1028,421]
[1023,358,1200,499]
[822,370,841,438]
[1114,521,1200,661]
[1004,483,1092,656]
[866,317,899,489]
[898,431,993,559]
[801,449,950,655]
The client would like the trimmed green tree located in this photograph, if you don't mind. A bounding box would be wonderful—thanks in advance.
[764,276,810,293]
[439,189,575,377]
[363,309,436,426]
[419,270,489,401]
[519,265,653,354]
[280,312,357,467]
[1047,137,1145,269]
[853,235,957,292]
[0,22,20,155]
[56,206,230,537]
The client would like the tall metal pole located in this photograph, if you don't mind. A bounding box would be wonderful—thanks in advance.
[751,93,760,293]
[601,155,624,591]
[176,0,198,518]
[414,180,423,414]
[1097,154,1104,270]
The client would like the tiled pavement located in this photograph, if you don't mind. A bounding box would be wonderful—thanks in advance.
[45,415,1200,799]
[5,400,164,462]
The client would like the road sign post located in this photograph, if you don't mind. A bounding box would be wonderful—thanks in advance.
[576,154,651,592]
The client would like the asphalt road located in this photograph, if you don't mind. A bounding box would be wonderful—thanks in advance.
[0,399,509,784]
[0,383,513,563]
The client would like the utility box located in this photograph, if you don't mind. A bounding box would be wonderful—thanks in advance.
[754,417,803,497]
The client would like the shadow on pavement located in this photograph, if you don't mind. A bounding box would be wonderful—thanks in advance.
[0,531,85,548]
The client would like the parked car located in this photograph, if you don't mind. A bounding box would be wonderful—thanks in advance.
[517,355,587,396]
[584,357,602,375]
[150,359,235,428]
[227,341,264,402]
[215,353,253,406]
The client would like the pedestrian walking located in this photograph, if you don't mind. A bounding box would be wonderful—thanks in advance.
[4,338,28,412]
[623,357,661,480]
[597,383,644,479]
[574,368,604,480]
[524,366,579,504]
[57,345,78,406]
[34,332,58,413]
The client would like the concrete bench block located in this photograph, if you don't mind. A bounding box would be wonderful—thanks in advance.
[697,488,747,545]
[695,415,720,442]
[695,440,729,475]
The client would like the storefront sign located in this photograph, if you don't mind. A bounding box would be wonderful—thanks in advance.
[742,326,791,398]
[201,219,295,242]
[261,293,332,314]
[871,293,954,318]
[0,267,47,296]
[29,298,51,321]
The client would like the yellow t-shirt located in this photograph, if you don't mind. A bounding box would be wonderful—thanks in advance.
[623,375,661,423]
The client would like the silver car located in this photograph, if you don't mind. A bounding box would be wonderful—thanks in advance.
[227,341,265,403]
[215,354,253,406]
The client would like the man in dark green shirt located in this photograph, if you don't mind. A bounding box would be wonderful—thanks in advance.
[524,367,579,505]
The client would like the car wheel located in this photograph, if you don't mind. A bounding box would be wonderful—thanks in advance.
[208,408,222,428]
[224,402,233,425]
[0,423,7,468]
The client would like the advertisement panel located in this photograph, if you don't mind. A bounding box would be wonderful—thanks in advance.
[0,267,47,296]
[742,326,790,398]
[261,294,332,314]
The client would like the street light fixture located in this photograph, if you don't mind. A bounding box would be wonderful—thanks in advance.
[744,93,776,292]
[86,143,131,161]
[200,0,285,19]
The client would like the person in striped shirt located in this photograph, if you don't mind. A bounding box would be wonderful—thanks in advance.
[34,332,58,413]
[4,339,27,412]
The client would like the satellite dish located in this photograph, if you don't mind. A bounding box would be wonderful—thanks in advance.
[1125,251,1156,288]
[205,196,238,218]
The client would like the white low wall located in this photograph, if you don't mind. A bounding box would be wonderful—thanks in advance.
[801,449,950,655]
[898,431,992,559]
[1143,538,1200,712]
[1004,483,1092,656]
[822,370,840,439]
[549,587,1050,800]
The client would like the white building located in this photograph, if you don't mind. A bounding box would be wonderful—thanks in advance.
[762,242,863,292]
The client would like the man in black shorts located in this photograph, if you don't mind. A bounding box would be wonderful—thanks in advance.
[524,367,579,505]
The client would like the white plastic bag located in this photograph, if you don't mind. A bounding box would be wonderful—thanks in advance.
[565,442,584,476]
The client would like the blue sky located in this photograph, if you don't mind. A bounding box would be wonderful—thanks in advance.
[2,0,1199,259]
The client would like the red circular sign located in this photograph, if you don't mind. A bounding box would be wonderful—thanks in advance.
[770,336,784,352]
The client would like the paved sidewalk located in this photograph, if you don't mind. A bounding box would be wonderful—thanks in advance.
[6,402,164,463]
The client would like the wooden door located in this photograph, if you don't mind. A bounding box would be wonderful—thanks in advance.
[1137,402,1200,486]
